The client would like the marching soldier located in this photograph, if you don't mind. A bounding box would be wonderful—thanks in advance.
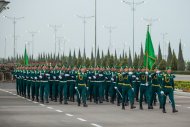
[161,67,178,113]
[75,67,88,107]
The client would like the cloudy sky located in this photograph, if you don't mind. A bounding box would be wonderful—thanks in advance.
[0,0,190,61]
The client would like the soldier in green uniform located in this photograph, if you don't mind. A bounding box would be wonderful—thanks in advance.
[52,66,59,102]
[161,68,178,113]
[75,67,88,107]
[48,66,54,101]
[150,67,163,109]
[39,65,50,103]
[104,67,112,102]
[35,65,41,102]
[139,67,153,110]
[22,66,27,97]
[109,67,117,104]
[31,66,36,101]
[58,66,68,104]
[133,67,141,102]
[26,66,32,99]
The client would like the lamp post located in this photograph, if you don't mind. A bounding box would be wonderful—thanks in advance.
[103,25,116,53]
[48,24,62,56]
[77,15,94,62]
[94,0,97,67]
[0,0,9,13]
[143,17,159,33]
[27,30,39,58]
[4,16,24,60]
[122,0,144,60]
[161,33,168,60]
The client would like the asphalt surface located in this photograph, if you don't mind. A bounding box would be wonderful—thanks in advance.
[175,74,190,81]
[0,83,190,127]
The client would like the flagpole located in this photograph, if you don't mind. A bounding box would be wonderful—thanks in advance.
[146,25,149,83]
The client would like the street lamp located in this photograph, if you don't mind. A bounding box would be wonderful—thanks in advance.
[56,36,64,55]
[94,0,97,67]
[4,15,24,60]
[0,0,9,13]
[122,0,144,60]
[103,25,116,53]
[76,15,94,62]
[48,24,63,56]
[27,30,40,57]
[142,17,160,33]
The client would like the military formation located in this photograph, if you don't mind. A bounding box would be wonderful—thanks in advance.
[12,65,178,113]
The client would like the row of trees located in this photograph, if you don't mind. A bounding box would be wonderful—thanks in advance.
[2,41,187,71]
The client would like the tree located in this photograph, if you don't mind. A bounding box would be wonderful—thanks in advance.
[158,59,167,70]
[177,41,185,71]
[77,49,83,66]
[90,48,94,67]
[138,44,144,67]
[170,50,178,70]
[133,52,139,68]
[128,48,132,66]
[96,47,101,66]
[186,61,190,71]
[167,42,173,66]
[68,50,72,66]
[157,44,162,65]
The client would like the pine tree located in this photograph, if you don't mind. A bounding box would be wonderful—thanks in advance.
[186,61,190,71]
[138,44,144,67]
[157,44,162,65]
[167,42,173,66]
[133,52,139,67]
[128,48,132,66]
[170,50,177,70]
[158,59,167,70]
[177,41,185,71]
[97,47,100,66]
[77,49,83,66]
[90,48,94,67]
[68,50,72,66]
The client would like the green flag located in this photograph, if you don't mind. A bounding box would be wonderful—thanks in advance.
[144,26,156,70]
[24,46,29,65]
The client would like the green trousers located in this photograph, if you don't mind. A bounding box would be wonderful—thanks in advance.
[40,81,49,102]
[93,81,104,102]
[31,81,36,100]
[48,80,53,100]
[134,81,140,101]
[19,79,24,96]
[52,80,59,100]
[67,81,75,100]
[76,85,87,104]
[35,81,40,101]
[150,86,162,107]
[26,80,31,98]
[58,81,68,103]
[109,82,116,102]
[139,85,152,107]
[162,87,176,109]
[121,85,134,105]
[22,79,27,97]
[104,81,111,101]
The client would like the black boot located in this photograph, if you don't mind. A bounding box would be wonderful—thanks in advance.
[78,100,81,106]
[162,107,166,113]
[122,103,125,110]
[131,104,136,109]
[64,101,68,104]
[173,108,178,113]
[140,104,143,110]
[83,103,88,107]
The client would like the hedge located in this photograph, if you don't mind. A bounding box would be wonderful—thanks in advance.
[175,81,190,91]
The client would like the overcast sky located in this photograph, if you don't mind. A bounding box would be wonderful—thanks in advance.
[0,0,190,61]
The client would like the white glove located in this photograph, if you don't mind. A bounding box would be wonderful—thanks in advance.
[132,88,134,91]
[99,74,103,77]
[53,76,56,80]
[145,72,148,75]
[34,77,37,80]
[111,78,114,81]
[74,87,78,89]
[132,75,136,78]
[71,76,74,78]
[31,77,33,79]
[39,76,42,79]
[88,77,92,80]
[114,87,118,89]
[136,77,139,80]
[93,76,96,79]
[48,77,50,80]
[65,74,69,77]
[46,74,50,76]
[86,87,89,90]
[160,91,164,95]
[145,83,149,86]
[156,71,160,74]
[129,72,133,75]
[59,76,62,79]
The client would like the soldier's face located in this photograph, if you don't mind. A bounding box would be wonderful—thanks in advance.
[167,69,172,74]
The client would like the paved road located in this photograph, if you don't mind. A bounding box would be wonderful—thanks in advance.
[175,75,190,81]
[0,83,190,127]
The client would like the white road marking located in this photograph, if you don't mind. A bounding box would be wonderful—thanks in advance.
[39,104,45,106]
[91,123,102,127]
[176,105,181,107]
[77,118,87,122]
[27,99,32,101]
[47,107,54,109]
[187,107,190,109]
[13,94,17,96]
[33,101,38,103]
[65,113,74,117]
[56,110,63,113]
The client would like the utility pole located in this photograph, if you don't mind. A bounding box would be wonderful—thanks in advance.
[122,0,144,61]
[161,33,168,60]
[49,24,62,56]
[103,25,116,53]
[95,0,97,67]
[4,16,24,61]
[77,15,94,63]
